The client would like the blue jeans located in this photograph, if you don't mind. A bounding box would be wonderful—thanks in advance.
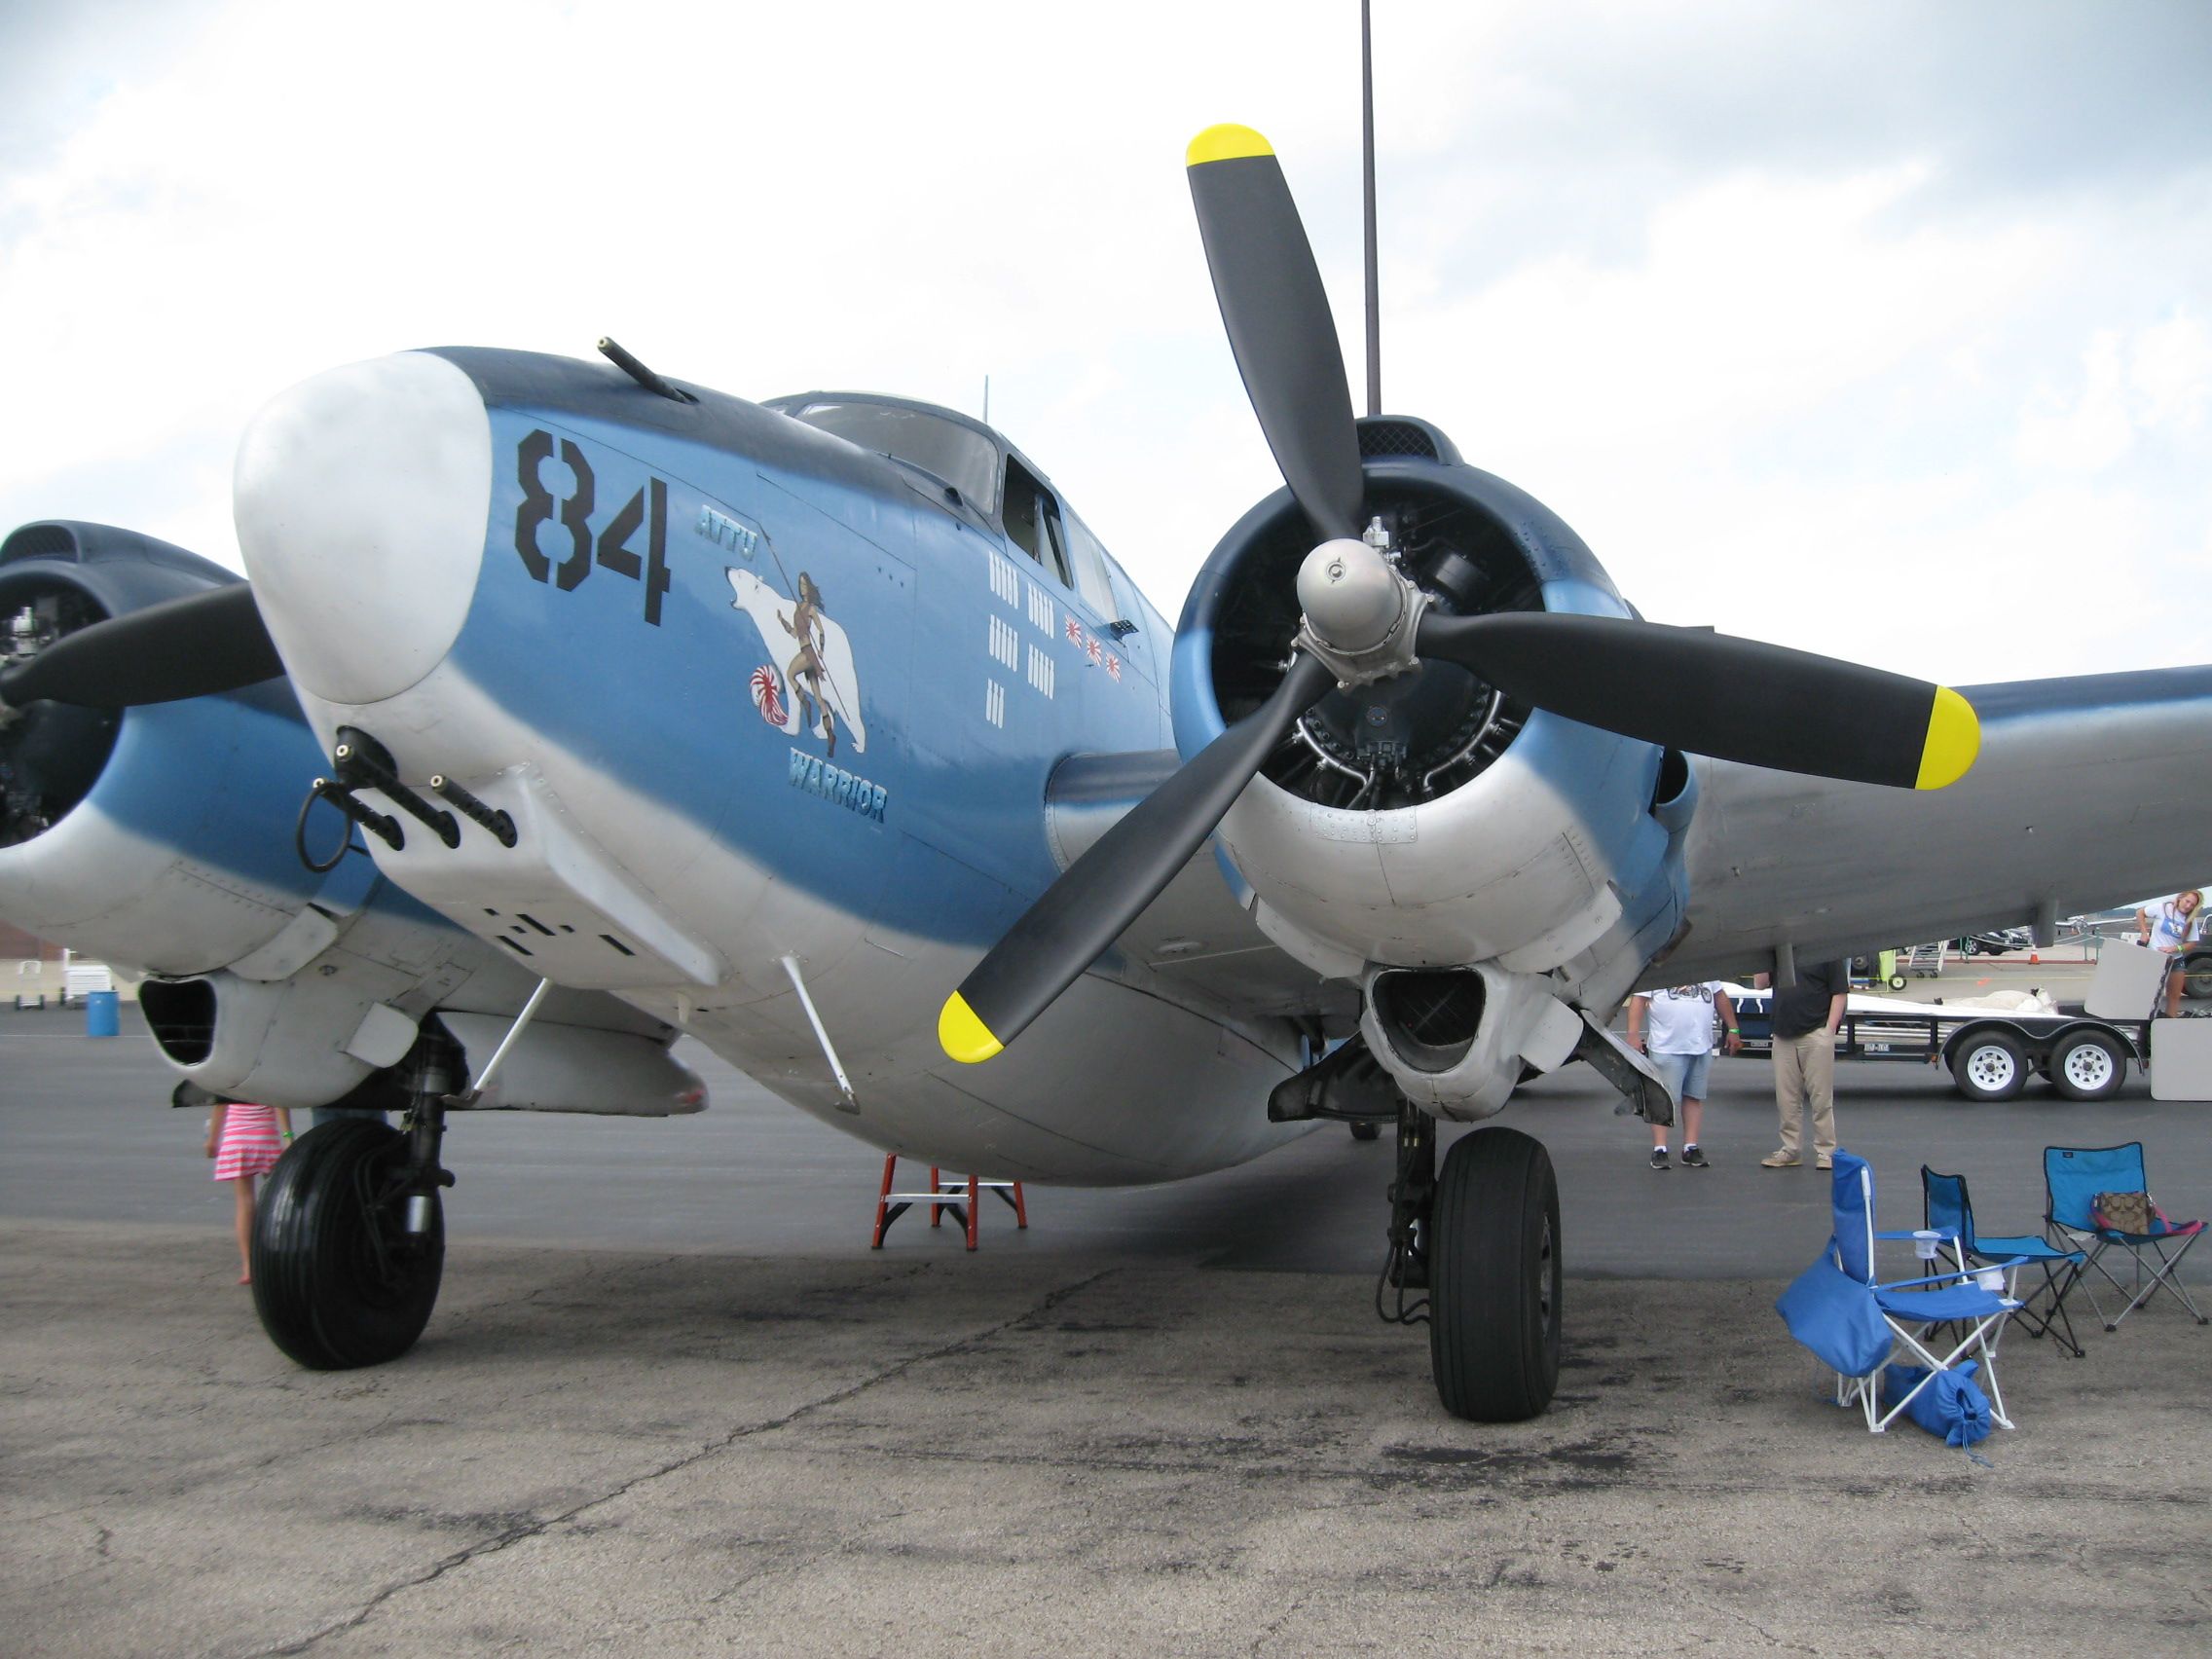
[1650,1050,1713,1103]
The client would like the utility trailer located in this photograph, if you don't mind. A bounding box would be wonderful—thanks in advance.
[1724,984,2147,1104]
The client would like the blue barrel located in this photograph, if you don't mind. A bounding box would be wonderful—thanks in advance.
[85,989,120,1038]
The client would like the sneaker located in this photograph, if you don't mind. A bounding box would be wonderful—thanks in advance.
[1761,1151,1802,1168]
[1649,1148,1671,1171]
[1679,1146,1709,1168]
[1816,1155,1834,1170]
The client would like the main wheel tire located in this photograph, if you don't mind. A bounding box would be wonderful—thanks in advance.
[251,1121,444,1370]
[1949,1031,2028,1102]
[2049,1028,2127,1101]
[1429,1127,1561,1422]
[1348,1120,1382,1141]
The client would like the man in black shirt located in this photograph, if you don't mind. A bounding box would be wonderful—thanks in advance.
[1760,960,1848,1169]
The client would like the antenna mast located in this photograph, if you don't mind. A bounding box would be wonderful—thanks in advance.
[1361,0,1381,417]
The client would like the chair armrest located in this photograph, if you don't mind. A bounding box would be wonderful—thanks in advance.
[1871,1267,1995,1292]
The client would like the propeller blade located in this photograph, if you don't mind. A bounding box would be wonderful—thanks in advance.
[0,583,283,710]
[941,650,1338,1062]
[1187,125,1365,543]
[1415,611,1979,790]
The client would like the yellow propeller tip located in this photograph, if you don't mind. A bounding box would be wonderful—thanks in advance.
[938,992,1004,1064]
[1914,685,1980,790]
[1187,124,1273,167]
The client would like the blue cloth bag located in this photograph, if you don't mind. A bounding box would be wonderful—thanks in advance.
[1881,1360,1993,1447]
[1776,1252,1892,1377]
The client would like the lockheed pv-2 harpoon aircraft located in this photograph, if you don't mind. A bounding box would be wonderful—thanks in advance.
[2,128,2204,1420]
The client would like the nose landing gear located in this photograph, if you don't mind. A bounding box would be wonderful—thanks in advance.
[1378,1105,1563,1421]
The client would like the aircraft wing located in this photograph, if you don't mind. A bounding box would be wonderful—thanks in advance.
[1663,666,2212,983]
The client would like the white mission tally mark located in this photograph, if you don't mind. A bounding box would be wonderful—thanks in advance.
[980,556,1061,730]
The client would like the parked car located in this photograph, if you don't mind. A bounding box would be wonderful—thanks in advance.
[1957,928,2036,957]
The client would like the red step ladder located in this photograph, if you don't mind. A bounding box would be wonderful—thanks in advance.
[870,1156,1027,1251]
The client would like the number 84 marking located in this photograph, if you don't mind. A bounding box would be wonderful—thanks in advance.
[512,429,671,626]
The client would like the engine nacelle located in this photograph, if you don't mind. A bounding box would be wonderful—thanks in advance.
[1170,424,1698,1118]
[140,971,703,1117]
[0,523,332,973]
[1,520,696,1116]
[142,969,412,1106]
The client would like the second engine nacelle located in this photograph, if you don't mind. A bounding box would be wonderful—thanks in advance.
[0,523,332,975]
[141,967,704,1117]
[1169,427,1700,1120]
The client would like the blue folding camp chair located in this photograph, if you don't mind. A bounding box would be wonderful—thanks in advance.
[1923,1167,2085,1357]
[2044,1143,2208,1332]
[1778,1151,2020,1434]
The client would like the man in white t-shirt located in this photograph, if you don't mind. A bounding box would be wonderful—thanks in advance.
[1626,982,1743,1171]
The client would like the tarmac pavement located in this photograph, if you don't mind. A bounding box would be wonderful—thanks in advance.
[5,953,2211,1655]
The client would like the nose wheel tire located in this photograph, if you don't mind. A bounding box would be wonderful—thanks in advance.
[251,1121,445,1370]
[1428,1126,1561,1422]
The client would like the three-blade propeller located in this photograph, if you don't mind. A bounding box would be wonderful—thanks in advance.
[0,583,283,714]
[939,123,1981,1064]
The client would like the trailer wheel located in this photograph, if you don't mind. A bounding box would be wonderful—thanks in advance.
[1888,975,1907,991]
[1950,1031,2027,1101]
[2049,1028,2127,1102]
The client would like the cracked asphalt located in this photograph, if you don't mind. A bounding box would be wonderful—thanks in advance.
[6,962,2212,1656]
[8,1223,2211,1656]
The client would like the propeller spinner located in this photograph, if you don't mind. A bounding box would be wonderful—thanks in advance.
[939,125,1981,1064]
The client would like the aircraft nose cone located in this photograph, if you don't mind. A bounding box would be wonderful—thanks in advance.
[234,351,492,706]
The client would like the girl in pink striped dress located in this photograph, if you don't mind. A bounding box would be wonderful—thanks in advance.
[205,1101,293,1284]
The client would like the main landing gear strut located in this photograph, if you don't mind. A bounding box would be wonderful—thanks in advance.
[1378,1103,1563,1421]
[250,1045,458,1370]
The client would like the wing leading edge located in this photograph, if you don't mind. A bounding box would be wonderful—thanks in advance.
[1665,665,2212,985]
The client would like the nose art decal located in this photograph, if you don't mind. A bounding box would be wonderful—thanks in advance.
[726,567,868,757]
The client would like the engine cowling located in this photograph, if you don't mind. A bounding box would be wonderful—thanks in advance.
[0,521,704,1115]
[0,522,333,973]
[1169,426,1697,1117]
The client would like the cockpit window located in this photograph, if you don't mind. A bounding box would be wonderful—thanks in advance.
[789,401,999,511]
[1061,513,1118,617]
[1001,456,1074,588]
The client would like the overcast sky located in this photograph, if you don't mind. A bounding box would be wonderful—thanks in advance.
[2,0,2206,683]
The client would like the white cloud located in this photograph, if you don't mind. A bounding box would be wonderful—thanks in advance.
[2130,311,2212,435]
[0,0,2206,686]
[2016,332,2136,474]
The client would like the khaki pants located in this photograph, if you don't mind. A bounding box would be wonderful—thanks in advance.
[1773,1029,1837,1160]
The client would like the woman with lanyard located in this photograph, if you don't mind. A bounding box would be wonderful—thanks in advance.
[2148,889,2205,1017]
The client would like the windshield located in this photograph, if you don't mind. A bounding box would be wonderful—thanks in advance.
[790,401,998,511]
